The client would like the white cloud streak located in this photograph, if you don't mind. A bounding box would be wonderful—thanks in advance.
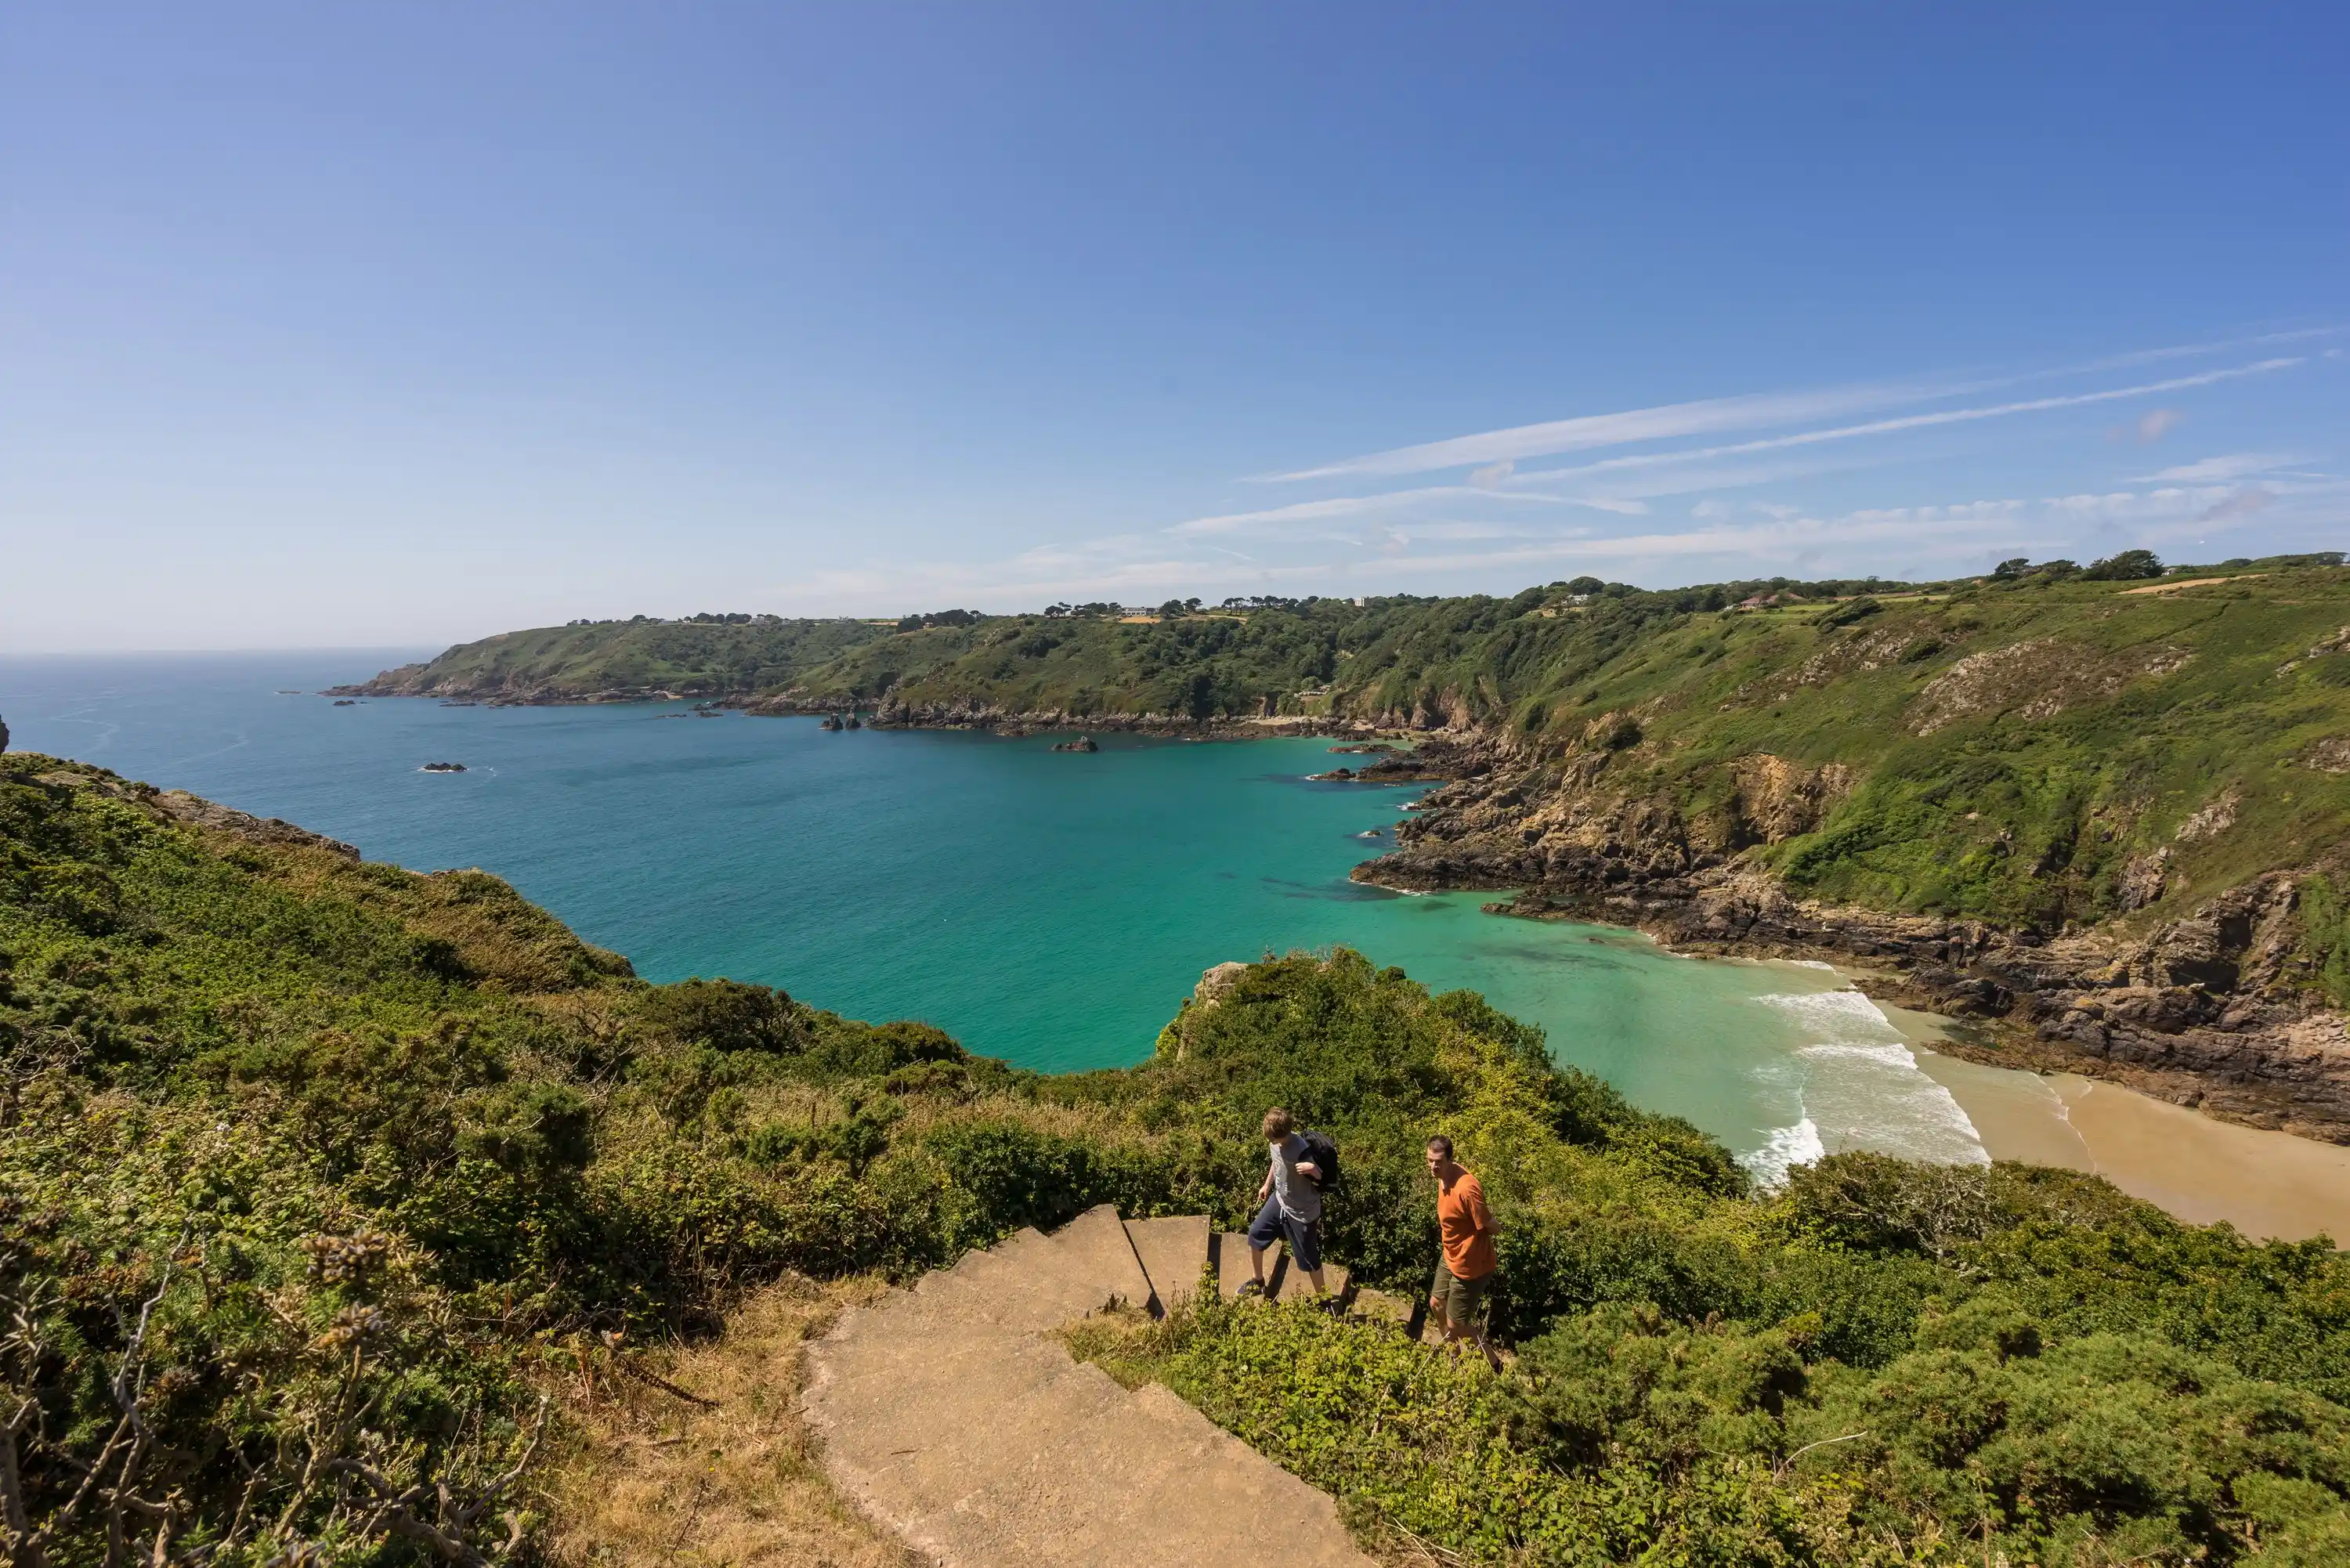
[1168,484,1632,536]
[1258,329,2339,485]
[1260,381,1943,482]
[1499,359,2305,486]
[2137,452,2304,483]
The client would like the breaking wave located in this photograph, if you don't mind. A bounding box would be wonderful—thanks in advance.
[1741,988,1988,1185]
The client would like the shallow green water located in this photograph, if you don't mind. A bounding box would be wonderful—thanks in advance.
[1,652,1990,1176]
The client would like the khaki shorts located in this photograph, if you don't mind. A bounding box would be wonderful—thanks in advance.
[1430,1263,1493,1331]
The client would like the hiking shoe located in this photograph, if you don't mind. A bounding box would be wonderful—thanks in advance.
[1235,1279,1266,1300]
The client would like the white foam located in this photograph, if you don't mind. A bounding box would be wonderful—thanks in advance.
[1742,1115,1825,1188]
[1759,988,1901,1037]
[1800,1041,1918,1068]
[1752,988,1990,1170]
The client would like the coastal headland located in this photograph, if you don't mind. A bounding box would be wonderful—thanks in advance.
[343,554,2350,1151]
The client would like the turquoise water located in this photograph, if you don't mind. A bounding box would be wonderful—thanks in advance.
[1,653,1990,1176]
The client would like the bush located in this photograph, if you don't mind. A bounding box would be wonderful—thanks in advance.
[2081,547,2164,581]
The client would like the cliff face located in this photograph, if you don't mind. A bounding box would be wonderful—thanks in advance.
[1359,732,2350,1143]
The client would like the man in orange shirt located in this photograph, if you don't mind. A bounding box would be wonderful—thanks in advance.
[1425,1136,1501,1370]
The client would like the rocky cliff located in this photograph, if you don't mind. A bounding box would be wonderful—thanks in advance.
[1359,731,2350,1143]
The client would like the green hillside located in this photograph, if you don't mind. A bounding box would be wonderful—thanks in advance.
[5,751,2349,1564]
[338,615,895,702]
[349,556,2350,941]
[1379,557,2350,934]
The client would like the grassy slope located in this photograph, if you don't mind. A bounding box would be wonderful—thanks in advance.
[5,752,2349,1564]
[1502,565,2350,940]
[349,617,895,699]
[356,561,2350,942]
[794,562,2350,943]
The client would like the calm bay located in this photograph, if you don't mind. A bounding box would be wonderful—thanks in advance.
[10,650,2347,1237]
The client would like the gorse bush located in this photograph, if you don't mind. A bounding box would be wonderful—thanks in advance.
[8,752,2350,1566]
[0,759,1186,1564]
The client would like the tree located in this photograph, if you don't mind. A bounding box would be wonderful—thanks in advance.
[2080,548,2163,581]
[1992,557,2030,580]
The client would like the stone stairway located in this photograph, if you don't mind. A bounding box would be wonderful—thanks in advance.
[798,1205,1400,1566]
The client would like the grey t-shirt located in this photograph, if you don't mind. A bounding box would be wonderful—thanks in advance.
[1269,1133,1322,1223]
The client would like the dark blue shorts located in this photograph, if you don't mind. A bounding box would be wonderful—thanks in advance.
[1247,1194,1322,1273]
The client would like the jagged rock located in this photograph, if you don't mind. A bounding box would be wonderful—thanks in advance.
[1194,962,1249,1006]
[151,791,361,860]
[1362,736,2350,1142]
[1050,735,1098,753]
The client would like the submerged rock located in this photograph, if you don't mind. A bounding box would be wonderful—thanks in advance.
[421,761,467,773]
[1050,735,1099,753]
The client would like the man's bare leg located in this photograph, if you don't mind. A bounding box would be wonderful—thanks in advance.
[1249,1241,1269,1288]
[1304,1266,1329,1297]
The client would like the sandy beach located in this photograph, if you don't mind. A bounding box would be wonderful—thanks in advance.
[1895,1024,2350,1245]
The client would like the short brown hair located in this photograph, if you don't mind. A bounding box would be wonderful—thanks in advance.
[1426,1135,1455,1159]
[1261,1108,1293,1140]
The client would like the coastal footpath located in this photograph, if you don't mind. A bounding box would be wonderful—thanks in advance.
[9,747,2350,1566]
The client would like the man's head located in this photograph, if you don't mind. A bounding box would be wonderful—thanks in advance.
[1261,1108,1294,1143]
[1425,1135,1459,1176]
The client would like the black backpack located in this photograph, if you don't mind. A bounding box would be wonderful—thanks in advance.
[1297,1129,1342,1191]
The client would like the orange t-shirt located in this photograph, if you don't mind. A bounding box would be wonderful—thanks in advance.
[1437,1170,1497,1280]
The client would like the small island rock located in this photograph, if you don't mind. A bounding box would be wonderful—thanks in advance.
[1050,735,1099,753]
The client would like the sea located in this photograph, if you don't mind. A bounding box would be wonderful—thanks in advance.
[0,651,1993,1181]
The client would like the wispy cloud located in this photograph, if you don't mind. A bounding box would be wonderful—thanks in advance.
[2137,452,2303,483]
[2199,486,2275,523]
[1168,484,1626,536]
[1259,380,1946,482]
[1257,329,2340,486]
[1499,359,2305,486]
[2117,407,2182,444]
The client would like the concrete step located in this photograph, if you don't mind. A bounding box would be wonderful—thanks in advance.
[800,1205,1377,1568]
[1213,1230,1347,1303]
[1032,1203,1155,1316]
[1122,1214,1209,1315]
[1350,1286,1416,1330]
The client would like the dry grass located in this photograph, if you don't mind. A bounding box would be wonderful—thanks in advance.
[541,1274,916,1568]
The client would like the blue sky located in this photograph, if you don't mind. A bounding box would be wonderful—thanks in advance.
[5,4,2345,650]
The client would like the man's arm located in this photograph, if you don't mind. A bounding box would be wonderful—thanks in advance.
[1469,1180,1498,1237]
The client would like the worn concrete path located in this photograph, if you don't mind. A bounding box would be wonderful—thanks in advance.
[799,1205,1389,1567]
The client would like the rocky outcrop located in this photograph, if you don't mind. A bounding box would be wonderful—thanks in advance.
[739,692,1374,741]
[1358,735,2350,1143]
[151,790,363,860]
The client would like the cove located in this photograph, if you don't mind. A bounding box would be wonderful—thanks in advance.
[3,651,1996,1181]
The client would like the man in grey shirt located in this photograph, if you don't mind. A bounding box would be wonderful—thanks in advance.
[1242,1107,1329,1299]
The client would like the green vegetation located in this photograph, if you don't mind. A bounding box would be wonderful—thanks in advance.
[342,616,894,701]
[9,749,2348,1565]
[352,555,2350,943]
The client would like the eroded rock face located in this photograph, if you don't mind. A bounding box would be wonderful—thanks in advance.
[152,790,362,861]
[1357,734,2350,1143]
[1907,639,2192,736]
[1194,961,1250,1006]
